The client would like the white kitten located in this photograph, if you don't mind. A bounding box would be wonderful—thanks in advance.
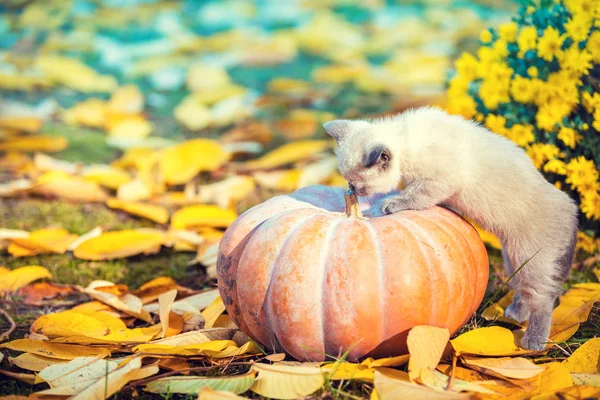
[324,106,578,351]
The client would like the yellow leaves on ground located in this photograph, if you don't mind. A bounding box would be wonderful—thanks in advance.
[9,353,67,372]
[373,368,469,400]
[32,170,108,202]
[242,140,332,170]
[198,387,249,400]
[200,296,227,329]
[8,228,78,257]
[133,339,250,357]
[171,205,237,230]
[82,281,152,322]
[407,325,450,383]
[0,339,111,360]
[0,265,52,293]
[0,135,68,152]
[106,198,169,224]
[73,229,166,260]
[0,116,43,133]
[451,326,531,356]
[461,356,544,380]
[185,175,256,209]
[250,363,325,399]
[563,338,600,373]
[145,371,256,394]
[30,311,110,338]
[81,165,132,190]
[36,55,118,93]
[159,139,230,185]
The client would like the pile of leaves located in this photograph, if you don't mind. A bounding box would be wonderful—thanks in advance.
[1,268,600,399]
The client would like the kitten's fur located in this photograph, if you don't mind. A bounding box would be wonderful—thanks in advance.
[324,106,578,351]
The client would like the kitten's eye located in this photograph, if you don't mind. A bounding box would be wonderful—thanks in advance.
[380,152,390,162]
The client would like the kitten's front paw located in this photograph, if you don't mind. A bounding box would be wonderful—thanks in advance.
[519,332,547,351]
[380,198,408,215]
[505,302,530,323]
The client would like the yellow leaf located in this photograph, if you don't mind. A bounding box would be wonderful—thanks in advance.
[571,373,600,386]
[374,368,469,400]
[8,228,78,257]
[82,165,131,190]
[563,338,600,373]
[133,339,236,356]
[450,326,532,356]
[34,152,81,174]
[144,371,256,394]
[0,135,68,152]
[250,362,325,399]
[0,116,43,133]
[82,281,152,322]
[461,356,544,379]
[415,369,498,395]
[36,55,118,93]
[171,205,237,230]
[8,353,67,372]
[32,171,108,202]
[198,387,250,399]
[0,179,32,197]
[243,140,332,170]
[73,229,166,260]
[362,355,410,368]
[30,311,109,338]
[321,362,374,382]
[532,385,600,399]
[159,289,178,338]
[159,139,230,185]
[200,296,226,329]
[107,114,153,138]
[133,276,179,304]
[550,284,600,343]
[481,291,524,326]
[67,227,103,252]
[0,339,110,360]
[138,328,239,347]
[407,325,450,383]
[73,309,127,333]
[188,176,256,209]
[108,85,144,114]
[204,341,259,358]
[253,156,338,191]
[143,289,220,315]
[62,98,108,128]
[539,362,573,391]
[0,265,52,293]
[106,198,169,224]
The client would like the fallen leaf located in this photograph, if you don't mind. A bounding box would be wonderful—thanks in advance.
[0,370,36,385]
[0,229,29,240]
[171,205,237,230]
[198,387,249,399]
[34,152,81,174]
[362,355,410,368]
[18,281,74,305]
[30,310,110,338]
[481,291,523,325]
[187,176,256,209]
[67,227,103,251]
[374,368,469,400]
[143,289,220,315]
[321,362,374,382]
[71,309,127,333]
[134,276,179,304]
[450,327,532,356]
[36,55,118,92]
[532,385,600,399]
[32,171,108,202]
[571,373,600,386]
[106,198,169,224]
[0,265,52,293]
[159,289,178,338]
[145,371,256,394]
[242,140,332,170]
[82,280,152,322]
[107,114,153,138]
[250,363,325,399]
[0,179,32,197]
[0,135,68,152]
[81,165,132,190]
[550,284,600,343]
[461,356,544,379]
[563,338,600,373]
[252,156,338,191]
[0,116,43,133]
[159,139,230,185]
[539,362,573,391]
[138,328,239,347]
[8,228,78,257]
[407,325,450,383]
[133,339,237,356]
[62,98,108,128]
[0,339,110,360]
[73,229,166,260]
[9,353,68,372]
[108,85,144,114]
[416,369,498,394]
[200,296,226,329]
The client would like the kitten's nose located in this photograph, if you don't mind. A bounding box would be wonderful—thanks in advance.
[349,183,356,192]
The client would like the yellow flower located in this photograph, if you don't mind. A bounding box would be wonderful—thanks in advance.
[448,75,470,97]
[587,30,600,63]
[582,91,600,113]
[566,156,600,192]
[480,29,493,44]
[506,124,535,146]
[580,189,600,221]
[576,231,598,254]
[565,14,592,42]
[537,26,564,61]
[565,0,597,17]
[559,46,593,78]
[447,95,477,119]
[517,26,537,56]
[487,62,513,83]
[499,22,518,42]
[527,66,538,78]
[526,143,562,169]
[526,6,535,14]
[544,159,567,175]
[593,108,600,131]
[557,127,582,149]
[554,181,562,190]
[492,39,509,58]
[484,114,506,134]
[455,52,478,82]
[478,81,509,110]
[535,101,571,131]
[510,76,538,104]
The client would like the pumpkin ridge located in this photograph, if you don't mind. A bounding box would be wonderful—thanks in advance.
[238,210,317,350]
[409,211,469,329]
[393,214,446,326]
[426,209,482,319]
[319,218,343,359]
[365,221,386,346]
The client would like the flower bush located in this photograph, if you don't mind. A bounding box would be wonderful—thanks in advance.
[447,0,600,254]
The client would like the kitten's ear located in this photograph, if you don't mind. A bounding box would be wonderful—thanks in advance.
[323,120,351,141]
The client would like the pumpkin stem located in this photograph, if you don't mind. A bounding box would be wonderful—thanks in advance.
[344,190,362,218]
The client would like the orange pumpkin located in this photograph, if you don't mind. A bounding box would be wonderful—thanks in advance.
[217,185,489,361]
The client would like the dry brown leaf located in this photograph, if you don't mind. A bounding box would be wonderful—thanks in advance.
[18,281,75,305]
[106,198,169,224]
[0,265,52,293]
[407,325,450,383]
[73,229,166,260]
[0,339,111,360]
[0,370,36,385]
